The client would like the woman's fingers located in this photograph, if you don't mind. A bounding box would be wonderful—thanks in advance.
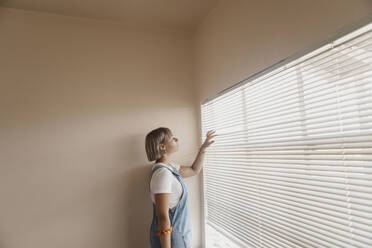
[202,130,217,149]
[206,130,216,137]
[207,130,216,135]
[207,134,217,140]
[206,131,217,142]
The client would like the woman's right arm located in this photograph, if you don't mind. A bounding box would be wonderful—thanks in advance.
[155,193,171,248]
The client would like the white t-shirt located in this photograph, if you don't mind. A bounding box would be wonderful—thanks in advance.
[150,162,183,209]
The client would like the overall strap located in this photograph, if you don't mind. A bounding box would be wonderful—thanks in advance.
[151,164,174,175]
[149,164,177,190]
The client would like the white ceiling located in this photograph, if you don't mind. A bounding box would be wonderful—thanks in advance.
[0,0,219,32]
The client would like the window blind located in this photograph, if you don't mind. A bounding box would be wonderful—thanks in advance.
[201,22,372,248]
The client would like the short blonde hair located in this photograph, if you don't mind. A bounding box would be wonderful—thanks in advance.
[145,127,173,162]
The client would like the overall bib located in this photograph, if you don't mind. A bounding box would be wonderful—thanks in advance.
[149,164,192,248]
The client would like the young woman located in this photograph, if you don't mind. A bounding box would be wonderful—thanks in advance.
[145,127,216,248]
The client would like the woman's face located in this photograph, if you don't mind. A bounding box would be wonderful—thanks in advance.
[163,133,179,154]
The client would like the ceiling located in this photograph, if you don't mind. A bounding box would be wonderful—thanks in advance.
[0,0,219,32]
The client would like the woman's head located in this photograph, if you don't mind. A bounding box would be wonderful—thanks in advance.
[145,127,179,162]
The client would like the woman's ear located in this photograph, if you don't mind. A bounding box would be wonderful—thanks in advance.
[158,143,165,152]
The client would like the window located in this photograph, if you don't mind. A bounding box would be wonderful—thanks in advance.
[201,22,372,248]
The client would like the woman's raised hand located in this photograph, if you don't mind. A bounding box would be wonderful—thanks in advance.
[201,130,217,151]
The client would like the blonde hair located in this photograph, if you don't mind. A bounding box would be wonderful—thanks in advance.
[145,127,173,162]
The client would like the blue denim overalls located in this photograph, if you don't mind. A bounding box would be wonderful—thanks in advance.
[149,164,192,248]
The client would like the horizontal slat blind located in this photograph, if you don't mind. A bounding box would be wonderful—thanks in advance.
[201,23,372,248]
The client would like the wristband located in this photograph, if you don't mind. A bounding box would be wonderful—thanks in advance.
[155,226,173,236]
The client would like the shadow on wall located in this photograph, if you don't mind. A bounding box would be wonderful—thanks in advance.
[120,134,154,248]
[119,165,153,247]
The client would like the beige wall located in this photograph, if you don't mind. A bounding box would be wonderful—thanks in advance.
[193,0,372,104]
[0,7,203,248]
